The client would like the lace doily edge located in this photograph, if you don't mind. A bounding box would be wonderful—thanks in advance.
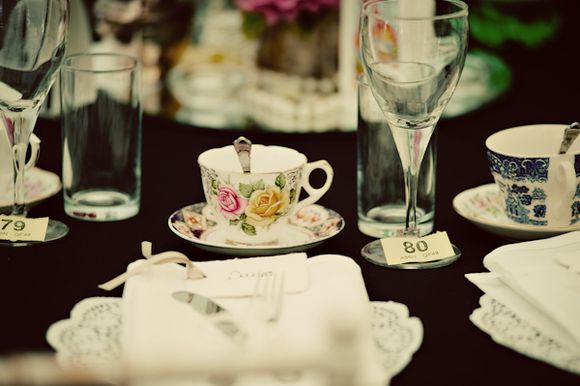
[370,300,424,377]
[469,294,580,375]
[45,296,121,353]
[45,297,423,379]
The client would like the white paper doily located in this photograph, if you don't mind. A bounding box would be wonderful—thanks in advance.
[46,297,422,381]
[470,295,580,374]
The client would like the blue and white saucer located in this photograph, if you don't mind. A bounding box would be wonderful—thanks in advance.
[453,183,580,241]
[168,203,344,256]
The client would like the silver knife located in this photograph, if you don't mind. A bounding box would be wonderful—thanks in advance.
[172,291,244,341]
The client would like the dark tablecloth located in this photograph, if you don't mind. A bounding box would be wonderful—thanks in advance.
[1,5,579,385]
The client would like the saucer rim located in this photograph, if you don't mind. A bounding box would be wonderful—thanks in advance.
[452,183,580,238]
[0,167,61,210]
[167,202,345,253]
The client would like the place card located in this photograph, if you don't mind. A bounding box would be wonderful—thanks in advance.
[0,215,49,242]
[185,253,311,298]
[381,231,456,266]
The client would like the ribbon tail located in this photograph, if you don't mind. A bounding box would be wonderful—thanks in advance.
[98,242,207,291]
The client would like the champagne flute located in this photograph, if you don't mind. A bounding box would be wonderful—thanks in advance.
[359,0,468,268]
[0,0,69,246]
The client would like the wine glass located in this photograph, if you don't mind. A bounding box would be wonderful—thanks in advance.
[359,0,468,268]
[0,0,69,246]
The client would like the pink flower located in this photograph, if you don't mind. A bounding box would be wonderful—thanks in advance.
[235,0,338,25]
[217,185,248,218]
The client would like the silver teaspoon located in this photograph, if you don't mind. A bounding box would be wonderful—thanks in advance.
[233,136,252,173]
[558,122,580,154]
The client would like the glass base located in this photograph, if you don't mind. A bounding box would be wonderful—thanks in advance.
[0,219,69,247]
[361,239,461,269]
[65,190,139,221]
[358,205,434,238]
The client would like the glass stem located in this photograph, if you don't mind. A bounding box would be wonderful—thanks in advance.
[5,110,39,217]
[391,124,435,237]
[12,142,28,217]
[403,166,419,236]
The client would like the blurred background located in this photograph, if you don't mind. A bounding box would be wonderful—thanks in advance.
[41,0,570,133]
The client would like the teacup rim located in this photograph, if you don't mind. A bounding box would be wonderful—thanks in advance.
[485,124,579,158]
[198,144,308,174]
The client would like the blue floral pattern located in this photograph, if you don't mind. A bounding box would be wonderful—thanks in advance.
[489,153,580,226]
[487,151,549,182]
[500,182,548,225]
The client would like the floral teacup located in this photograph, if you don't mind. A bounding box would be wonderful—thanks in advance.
[198,144,334,245]
[486,124,580,227]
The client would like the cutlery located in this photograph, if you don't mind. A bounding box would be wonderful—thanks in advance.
[252,272,286,324]
[172,291,243,340]
[558,122,580,154]
[233,136,252,173]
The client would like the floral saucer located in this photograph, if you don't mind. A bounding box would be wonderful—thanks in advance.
[453,183,580,241]
[0,167,61,213]
[168,203,344,256]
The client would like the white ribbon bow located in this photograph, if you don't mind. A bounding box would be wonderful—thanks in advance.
[98,241,206,291]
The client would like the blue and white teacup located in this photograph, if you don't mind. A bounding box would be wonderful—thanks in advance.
[198,144,334,245]
[486,124,580,227]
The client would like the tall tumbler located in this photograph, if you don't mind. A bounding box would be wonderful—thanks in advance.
[61,53,142,221]
[357,75,435,238]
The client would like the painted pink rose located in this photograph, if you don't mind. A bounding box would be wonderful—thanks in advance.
[217,185,248,218]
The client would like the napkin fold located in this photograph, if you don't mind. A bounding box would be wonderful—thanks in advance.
[466,231,580,354]
[121,253,387,386]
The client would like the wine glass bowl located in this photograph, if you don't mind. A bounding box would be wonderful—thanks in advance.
[359,0,469,268]
[0,0,69,246]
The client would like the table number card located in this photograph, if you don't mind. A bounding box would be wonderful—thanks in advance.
[0,215,49,242]
[381,231,456,266]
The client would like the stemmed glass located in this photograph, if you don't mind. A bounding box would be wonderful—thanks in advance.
[0,0,69,246]
[359,0,468,268]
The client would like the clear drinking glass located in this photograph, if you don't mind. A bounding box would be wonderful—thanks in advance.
[60,53,142,222]
[357,75,436,239]
[0,0,69,246]
[359,0,469,268]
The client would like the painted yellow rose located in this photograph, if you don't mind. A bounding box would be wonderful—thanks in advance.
[245,186,290,227]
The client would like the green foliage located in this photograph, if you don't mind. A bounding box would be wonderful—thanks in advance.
[241,12,266,39]
[289,188,296,203]
[275,174,286,189]
[470,3,560,48]
[241,222,257,236]
[239,183,254,198]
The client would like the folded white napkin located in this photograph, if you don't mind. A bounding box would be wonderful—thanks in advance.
[121,253,387,386]
[466,231,580,353]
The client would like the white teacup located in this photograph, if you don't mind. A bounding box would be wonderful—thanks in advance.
[198,144,334,245]
[0,123,41,204]
[486,124,580,227]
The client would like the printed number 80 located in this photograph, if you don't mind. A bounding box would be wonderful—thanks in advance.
[403,240,429,254]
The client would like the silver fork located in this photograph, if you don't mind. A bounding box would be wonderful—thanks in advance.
[252,272,303,383]
[252,271,286,324]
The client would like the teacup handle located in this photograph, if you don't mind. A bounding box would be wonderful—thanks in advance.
[10,133,40,170]
[552,160,576,226]
[294,160,334,211]
[25,134,41,170]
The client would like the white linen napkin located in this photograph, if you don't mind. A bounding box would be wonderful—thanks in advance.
[121,253,387,386]
[466,231,580,353]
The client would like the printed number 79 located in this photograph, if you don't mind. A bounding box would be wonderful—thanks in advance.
[1,219,25,231]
